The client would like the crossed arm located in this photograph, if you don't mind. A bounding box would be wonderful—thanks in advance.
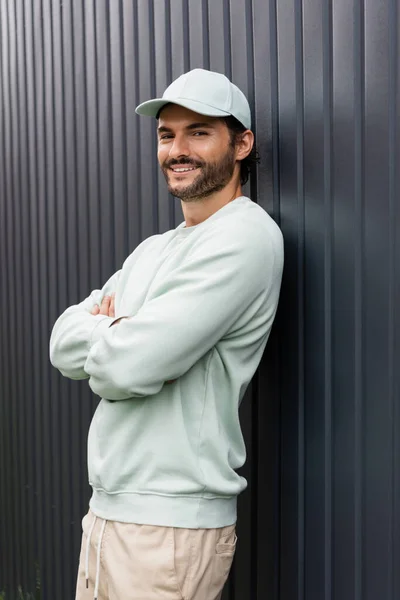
[50,223,277,400]
[90,293,175,383]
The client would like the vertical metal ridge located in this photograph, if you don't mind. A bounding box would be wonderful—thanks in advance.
[395,5,400,594]
[388,0,398,596]
[245,0,256,204]
[6,0,24,588]
[20,0,36,589]
[84,0,101,285]
[105,0,116,269]
[64,0,80,582]
[248,3,259,574]
[72,0,89,295]
[164,0,174,227]
[74,0,92,587]
[43,0,63,594]
[269,0,280,224]
[245,0,255,108]
[148,0,159,234]
[132,0,142,242]
[95,0,113,281]
[202,0,210,70]
[11,0,27,588]
[223,0,232,77]
[51,0,68,590]
[24,0,42,589]
[105,0,117,265]
[0,0,10,589]
[269,8,281,589]
[0,4,6,586]
[250,379,259,600]
[182,0,190,72]
[79,0,91,284]
[353,1,365,599]
[119,1,130,256]
[71,0,84,547]
[59,2,76,584]
[116,0,129,261]
[323,2,333,599]
[294,1,305,598]
[15,0,29,587]
[164,0,172,82]
[7,0,17,587]
[33,0,48,592]
[245,3,258,598]
[38,0,54,592]
[122,0,142,245]
[148,0,157,97]
[2,0,17,588]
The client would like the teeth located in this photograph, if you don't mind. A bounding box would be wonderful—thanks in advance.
[173,167,197,172]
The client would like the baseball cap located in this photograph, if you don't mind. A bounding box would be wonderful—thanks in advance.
[135,68,251,130]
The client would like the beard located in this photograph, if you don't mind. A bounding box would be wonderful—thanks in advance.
[161,145,236,202]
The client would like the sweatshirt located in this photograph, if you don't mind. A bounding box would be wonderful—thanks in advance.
[49,196,284,528]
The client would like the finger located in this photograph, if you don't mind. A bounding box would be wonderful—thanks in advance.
[109,292,115,318]
[99,295,111,315]
[91,304,100,315]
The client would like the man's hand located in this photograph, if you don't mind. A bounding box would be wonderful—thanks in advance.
[91,293,115,317]
[91,293,127,327]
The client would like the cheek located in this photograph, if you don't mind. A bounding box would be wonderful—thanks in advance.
[192,137,227,160]
[157,147,167,166]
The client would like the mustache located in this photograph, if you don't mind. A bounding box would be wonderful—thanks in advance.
[162,157,204,169]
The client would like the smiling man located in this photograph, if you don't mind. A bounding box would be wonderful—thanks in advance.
[50,69,284,600]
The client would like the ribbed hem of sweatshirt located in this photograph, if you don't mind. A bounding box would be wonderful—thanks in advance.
[89,488,237,529]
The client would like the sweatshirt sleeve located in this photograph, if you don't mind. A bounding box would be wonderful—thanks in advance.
[49,269,121,380]
[84,225,282,400]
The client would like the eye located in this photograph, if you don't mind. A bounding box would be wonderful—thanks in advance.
[192,131,208,136]
[159,134,173,141]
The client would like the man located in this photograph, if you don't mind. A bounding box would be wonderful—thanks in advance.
[50,68,284,600]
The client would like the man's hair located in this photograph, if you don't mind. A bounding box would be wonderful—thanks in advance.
[222,115,260,186]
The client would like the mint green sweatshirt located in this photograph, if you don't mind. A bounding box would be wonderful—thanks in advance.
[49,196,283,528]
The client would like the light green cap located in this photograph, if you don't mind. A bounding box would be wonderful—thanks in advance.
[135,68,251,130]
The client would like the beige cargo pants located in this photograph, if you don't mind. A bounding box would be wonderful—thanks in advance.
[75,509,237,600]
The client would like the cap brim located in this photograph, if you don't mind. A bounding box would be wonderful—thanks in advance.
[135,97,231,119]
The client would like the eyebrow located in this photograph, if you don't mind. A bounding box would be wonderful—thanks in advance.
[157,122,215,134]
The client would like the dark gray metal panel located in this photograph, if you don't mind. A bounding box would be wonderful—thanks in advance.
[302,2,333,600]
[276,1,305,599]
[364,3,391,599]
[0,0,399,599]
[331,2,360,599]
[0,1,12,589]
[252,3,282,599]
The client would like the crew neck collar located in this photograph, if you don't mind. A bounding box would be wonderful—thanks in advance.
[175,196,248,235]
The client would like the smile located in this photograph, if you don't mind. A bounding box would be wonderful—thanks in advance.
[170,166,199,173]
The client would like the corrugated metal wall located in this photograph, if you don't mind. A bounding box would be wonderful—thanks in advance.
[0,0,399,599]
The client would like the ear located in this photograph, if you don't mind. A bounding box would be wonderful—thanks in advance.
[235,130,254,161]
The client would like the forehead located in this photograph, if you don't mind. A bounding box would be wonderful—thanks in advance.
[157,104,223,130]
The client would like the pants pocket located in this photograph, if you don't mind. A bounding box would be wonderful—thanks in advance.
[209,527,237,600]
[216,524,237,555]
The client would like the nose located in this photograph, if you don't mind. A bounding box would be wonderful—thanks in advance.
[168,134,190,160]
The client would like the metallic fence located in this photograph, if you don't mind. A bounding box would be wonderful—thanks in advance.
[0,0,399,599]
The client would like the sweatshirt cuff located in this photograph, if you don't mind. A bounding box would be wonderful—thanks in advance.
[90,315,115,347]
